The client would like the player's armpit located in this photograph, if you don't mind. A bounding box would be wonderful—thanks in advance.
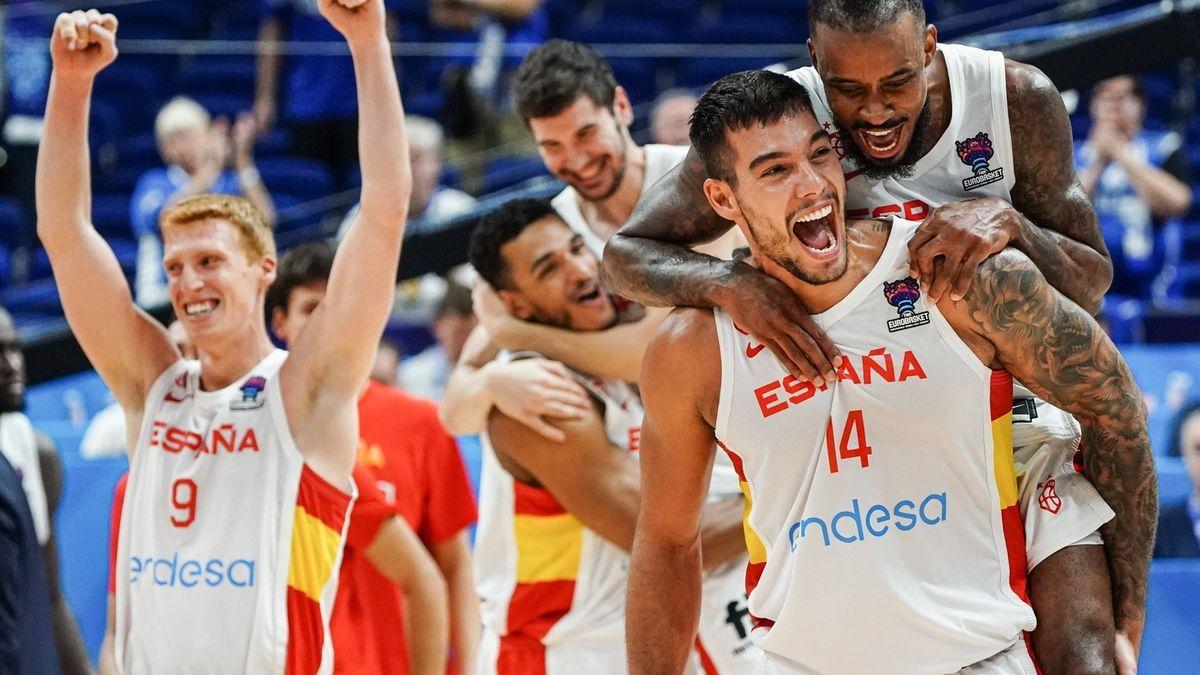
[1006,60,1112,312]
[949,249,1156,649]
[487,405,642,551]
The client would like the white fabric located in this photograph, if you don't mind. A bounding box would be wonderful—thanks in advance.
[115,350,350,674]
[0,412,50,545]
[80,402,127,459]
[713,218,1035,674]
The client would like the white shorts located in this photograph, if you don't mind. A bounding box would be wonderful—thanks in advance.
[1012,397,1115,570]
[753,638,1040,675]
[697,555,760,673]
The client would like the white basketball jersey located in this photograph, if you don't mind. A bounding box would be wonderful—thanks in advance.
[713,218,1035,674]
[475,352,639,655]
[0,412,50,545]
[788,42,1015,222]
[115,350,353,674]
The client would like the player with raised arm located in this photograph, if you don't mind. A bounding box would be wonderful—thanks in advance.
[604,2,1152,670]
[36,2,410,671]
[628,70,1154,675]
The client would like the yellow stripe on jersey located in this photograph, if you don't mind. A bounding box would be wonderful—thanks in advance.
[740,480,768,565]
[287,505,342,602]
[514,513,584,584]
[991,411,1018,509]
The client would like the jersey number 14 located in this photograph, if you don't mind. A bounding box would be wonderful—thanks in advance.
[823,410,872,474]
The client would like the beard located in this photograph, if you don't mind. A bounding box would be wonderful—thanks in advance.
[741,211,848,287]
[574,121,629,202]
[838,100,936,181]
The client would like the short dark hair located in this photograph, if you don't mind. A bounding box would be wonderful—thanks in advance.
[808,0,925,33]
[512,39,618,122]
[469,198,558,290]
[434,279,473,319]
[1168,400,1200,458]
[267,241,335,316]
[689,70,816,184]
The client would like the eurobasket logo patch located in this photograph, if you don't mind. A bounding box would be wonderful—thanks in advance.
[230,375,267,411]
[956,132,1005,191]
[883,277,930,332]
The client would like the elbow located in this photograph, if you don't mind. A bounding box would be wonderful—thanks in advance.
[600,235,633,295]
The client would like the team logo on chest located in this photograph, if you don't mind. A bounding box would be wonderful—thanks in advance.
[230,375,267,411]
[956,132,1005,191]
[883,277,930,332]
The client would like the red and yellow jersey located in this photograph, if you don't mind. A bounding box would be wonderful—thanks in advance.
[712,218,1035,673]
[113,350,353,675]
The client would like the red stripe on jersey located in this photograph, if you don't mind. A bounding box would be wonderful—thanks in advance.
[716,441,747,482]
[513,481,567,517]
[296,464,352,532]
[751,614,775,631]
[694,637,720,675]
[506,580,576,640]
[989,370,1014,421]
[1022,632,1044,675]
[497,632,547,675]
[744,560,766,599]
[286,586,325,675]
[1001,503,1031,606]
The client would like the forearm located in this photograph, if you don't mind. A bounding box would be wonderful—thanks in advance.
[460,0,540,21]
[1080,419,1157,649]
[698,497,747,570]
[627,534,702,674]
[52,600,92,675]
[255,21,282,107]
[440,360,498,436]
[236,163,276,226]
[508,308,668,383]
[350,35,409,227]
[603,234,744,309]
[36,74,94,248]
[1012,214,1111,315]
[1115,153,1192,218]
[445,557,480,671]
[404,577,450,675]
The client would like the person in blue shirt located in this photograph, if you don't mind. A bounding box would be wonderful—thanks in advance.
[130,97,275,306]
[1155,402,1200,558]
[1076,75,1193,300]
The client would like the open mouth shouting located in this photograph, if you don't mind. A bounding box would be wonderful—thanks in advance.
[792,202,840,260]
[856,124,904,159]
[570,278,610,308]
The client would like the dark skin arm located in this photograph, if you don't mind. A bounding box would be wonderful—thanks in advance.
[910,62,1112,312]
[941,249,1155,656]
[36,432,91,675]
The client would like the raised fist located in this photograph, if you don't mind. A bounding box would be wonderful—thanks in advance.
[50,9,119,78]
[319,0,386,44]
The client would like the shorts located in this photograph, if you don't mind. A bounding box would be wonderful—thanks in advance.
[754,638,1039,675]
[697,554,760,673]
[478,629,626,675]
[1012,397,1114,570]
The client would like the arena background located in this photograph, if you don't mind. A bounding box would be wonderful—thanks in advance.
[1,0,1198,671]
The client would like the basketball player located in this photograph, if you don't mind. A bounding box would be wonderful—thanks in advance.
[37,2,411,671]
[467,198,750,674]
[440,39,742,440]
[628,69,1154,675]
[269,242,477,675]
[603,2,1153,670]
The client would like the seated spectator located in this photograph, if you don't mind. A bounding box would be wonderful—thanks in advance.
[399,280,475,401]
[370,336,403,387]
[338,116,476,238]
[1076,75,1193,299]
[131,98,274,306]
[1156,402,1200,558]
[650,89,697,146]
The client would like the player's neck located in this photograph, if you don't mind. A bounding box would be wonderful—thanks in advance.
[579,143,646,241]
[771,219,892,314]
[913,49,953,160]
[195,323,275,392]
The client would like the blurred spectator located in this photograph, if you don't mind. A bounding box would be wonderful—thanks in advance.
[1077,75,1193,299]
[338,116,476,237]
[650,89,697,146]
[80,321,195,460]
[399,280,475,401]
[1155,402,1200,558]
[1,1,54,219]
[370,336,403,387]
[0,307,89,673]
[131,98,274,306]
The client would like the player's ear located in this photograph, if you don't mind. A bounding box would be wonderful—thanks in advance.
[703,177,740,223]
[259,255,277,286]
[270,306,289,342]
[922,24,937,67]
[612,86,634,128]
[496,289,535,322]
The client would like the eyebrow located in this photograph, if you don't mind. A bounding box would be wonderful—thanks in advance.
[748,151,788,170]
[530,234,583,272]
[827,66,913,85]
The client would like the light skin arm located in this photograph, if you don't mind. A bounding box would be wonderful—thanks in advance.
[253,16,283,133]
[628,307,723,674]
[232,114,277,226]
[943,249,1156,653]
[487,403,742,568]
[454,0,540,22]
[281,0,409,479]
[439,325,590,441]
[36,11,180,419]
[428,532,480,674]
[99,595,116,675]
[363,517,449,675]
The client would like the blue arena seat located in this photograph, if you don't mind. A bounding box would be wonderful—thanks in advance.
[177,58,258,102]
[1142,560,1200,673]
[1,279,61,316]
[256,158,336,199]
[91,195,134,241]
[0,197,31,251]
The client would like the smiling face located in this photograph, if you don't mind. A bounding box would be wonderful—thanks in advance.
[809,12,937,178]
[163,219,276,349]
[0,310,25,413]
[495,215,618,331]
[704,111,848,286]
[528,92,634,202]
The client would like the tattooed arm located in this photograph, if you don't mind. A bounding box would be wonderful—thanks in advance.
[602,148,839,385]
[944,249,1156,652]
[1005,61,1112,313]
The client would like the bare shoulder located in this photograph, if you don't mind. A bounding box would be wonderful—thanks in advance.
[642,307,720,422]
[646,307,718,366]
[1004,59,1063,117]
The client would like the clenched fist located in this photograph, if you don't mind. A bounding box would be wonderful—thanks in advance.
[50,9,119,78]
[319,0,387,45]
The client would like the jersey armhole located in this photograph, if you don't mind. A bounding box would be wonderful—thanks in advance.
[130,359,190,462]
[990,50,1017,194]
[711,309,736,441]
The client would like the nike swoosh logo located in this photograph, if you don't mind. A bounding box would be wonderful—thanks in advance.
[746,343,765,358]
